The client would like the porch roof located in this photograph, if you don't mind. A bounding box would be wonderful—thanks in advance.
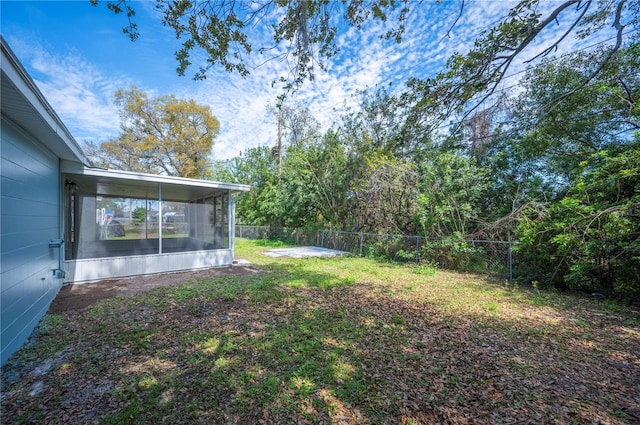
[62,161,250,202]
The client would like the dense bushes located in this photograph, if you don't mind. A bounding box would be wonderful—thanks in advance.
[516,144,640,300]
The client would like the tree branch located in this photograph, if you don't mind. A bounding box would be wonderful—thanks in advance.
[525,0,591,63]
[441,0,465,41]
[546,0,627,110]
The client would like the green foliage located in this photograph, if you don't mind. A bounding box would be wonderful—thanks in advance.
[351,152,420,234]
[362,236,408,262]
[407,0,637,126]
[474,45,640,226]
[98,0,636,109]
[210,40,640,301]
[516,143,640,299]
[417,152,489,239]
[96,0,408,93]
[422,234,486,272]
[85,86,219,178]
[224,146,281,226]
[132,207,146,224]
[395,249,418,263]
[511,46,639,184]
[412,262,438,276]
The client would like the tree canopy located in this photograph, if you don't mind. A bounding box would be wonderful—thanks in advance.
[410,0,639,123]
[86,86,220,178]
[211,42,639,300]
[96,0,638,108]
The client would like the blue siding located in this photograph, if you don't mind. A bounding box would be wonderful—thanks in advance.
[1,117,63,365]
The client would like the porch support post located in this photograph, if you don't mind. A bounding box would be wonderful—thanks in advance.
[229,191,236,257]
[158,183,163,254]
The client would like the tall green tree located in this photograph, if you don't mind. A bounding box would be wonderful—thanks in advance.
[279,130,354,229]
[88,86,220,179]
[510,45,639,180]
[224,146,281,226]
[473,45,640,220]
[347,152,419,234]
[478,44,640,298]
[417,152,489,240]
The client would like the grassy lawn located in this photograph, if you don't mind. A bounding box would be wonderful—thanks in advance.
[2,238,639,424]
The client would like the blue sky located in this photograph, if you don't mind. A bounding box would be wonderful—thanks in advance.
[1,0,604,160]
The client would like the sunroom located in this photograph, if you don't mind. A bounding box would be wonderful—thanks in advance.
[61,161,250,283]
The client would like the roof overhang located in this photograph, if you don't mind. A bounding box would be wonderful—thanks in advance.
[62,161,250,202]
[1,36,89,164]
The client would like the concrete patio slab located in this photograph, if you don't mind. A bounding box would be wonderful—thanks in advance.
[262,246,348,258]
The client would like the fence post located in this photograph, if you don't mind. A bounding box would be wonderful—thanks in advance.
[508,242,513,285]
[359,232,364,257]
[415,236,420,264]
[320,230,325,248]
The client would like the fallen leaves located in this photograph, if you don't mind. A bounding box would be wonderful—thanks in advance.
[1,245,639,424]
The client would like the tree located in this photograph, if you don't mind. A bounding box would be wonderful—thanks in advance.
[281,130,355,229]
[93,0,409,89]
[266,101,321,173]
[223,146,281,226]
[511,45,639,176]
[351,152,420,234]
[417,152,489,240]
[96,0,637,105]
[89,86,220,179]
[409,0,638,126]
[473,43,640,218]
[479,43,640,299]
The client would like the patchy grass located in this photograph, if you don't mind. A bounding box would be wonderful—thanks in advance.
[2,238,639,424]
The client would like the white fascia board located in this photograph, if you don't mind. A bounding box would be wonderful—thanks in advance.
[61,161,251,193]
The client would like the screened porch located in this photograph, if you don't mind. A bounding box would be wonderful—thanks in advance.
[61,164,249,283]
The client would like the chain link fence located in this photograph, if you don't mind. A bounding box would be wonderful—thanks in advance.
[236,225,516,280]
[236,225,321,246]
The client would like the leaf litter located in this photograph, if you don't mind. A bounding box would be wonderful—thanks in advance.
[1,242,639,424]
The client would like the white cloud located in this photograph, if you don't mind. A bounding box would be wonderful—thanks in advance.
[4,0,621,163]
[8,39,127,144]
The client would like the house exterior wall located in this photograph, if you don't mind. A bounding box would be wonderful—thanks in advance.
[1,117,64,365]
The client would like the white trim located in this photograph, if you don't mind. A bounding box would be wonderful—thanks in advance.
[158,184,163,254]
[61,161,250,193]
[229,196,236,257]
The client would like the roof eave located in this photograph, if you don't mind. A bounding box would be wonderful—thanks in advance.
[1,36,89,165]
[61,161,251,193]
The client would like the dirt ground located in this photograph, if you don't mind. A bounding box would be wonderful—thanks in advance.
[48,264,262,314]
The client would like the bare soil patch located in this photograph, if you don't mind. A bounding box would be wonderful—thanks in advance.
[48,264,261,313]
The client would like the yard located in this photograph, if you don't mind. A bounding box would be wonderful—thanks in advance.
[1,239,639,424]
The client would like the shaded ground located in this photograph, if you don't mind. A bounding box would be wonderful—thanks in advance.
[49,264,261,313]
[49,246,341,314]
[2,240,639,424]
